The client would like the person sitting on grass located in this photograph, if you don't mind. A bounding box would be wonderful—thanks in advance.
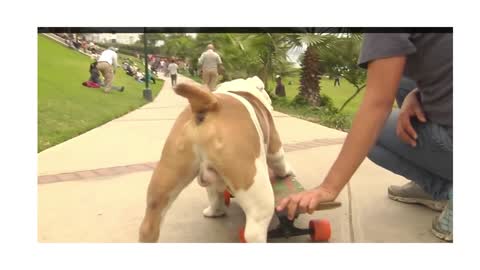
[89,60,102,84]
[125,64,136,76]
[134,70,145,83]
[122,61,129,72]
[85,60,125,92]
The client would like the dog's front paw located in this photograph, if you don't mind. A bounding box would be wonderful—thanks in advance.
[276,165,295,179]
[202,206,226,218]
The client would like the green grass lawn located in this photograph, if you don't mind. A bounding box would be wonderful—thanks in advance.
[269,76,365,118]
[38,35,163,152]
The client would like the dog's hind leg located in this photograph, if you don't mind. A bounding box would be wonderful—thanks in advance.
[266,125,294,178]
[233,159,275,243]
[197,165,227,217]
[138,160,198,243]
[138,108,199,243]
[202,183,227,218]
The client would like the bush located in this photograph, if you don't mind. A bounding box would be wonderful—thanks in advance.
[291,94,308,107]
[271,95,289,107]
[319,93,337,112]
[272,95,350,131]
[313,106,349,130]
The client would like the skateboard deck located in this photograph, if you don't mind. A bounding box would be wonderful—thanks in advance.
[266,172,341,242]
[270,173,305,206]
[270,173,342,213]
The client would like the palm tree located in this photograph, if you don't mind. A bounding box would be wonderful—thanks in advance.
[298,45,322,106]
[221,33,292,90]
[282,31,337,106]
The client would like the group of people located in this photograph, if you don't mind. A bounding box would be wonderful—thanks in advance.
[122,60,157,85]
[87,43,224,92]
[154,43,224,90]
[85,48,164,93]
[60,34,100,57]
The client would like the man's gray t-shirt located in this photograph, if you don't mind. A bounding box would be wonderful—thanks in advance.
[358,33,453,134]
[199,49,222,70]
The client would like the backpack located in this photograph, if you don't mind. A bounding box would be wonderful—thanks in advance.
[82,81,101,88]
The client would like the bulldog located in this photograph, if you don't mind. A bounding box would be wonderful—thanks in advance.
[139,76,294,243]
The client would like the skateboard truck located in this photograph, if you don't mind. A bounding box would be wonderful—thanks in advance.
[268,213,310,239]
[267,202,341,241]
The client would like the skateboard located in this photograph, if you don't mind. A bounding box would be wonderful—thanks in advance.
[223,171,341,242]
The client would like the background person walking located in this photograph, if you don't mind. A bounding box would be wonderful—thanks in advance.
[198,44,223,91]
[167,59,178,87]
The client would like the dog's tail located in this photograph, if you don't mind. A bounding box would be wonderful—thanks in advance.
[174,83,218,120]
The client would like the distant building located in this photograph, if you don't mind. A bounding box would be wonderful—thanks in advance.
[83,33,140,45]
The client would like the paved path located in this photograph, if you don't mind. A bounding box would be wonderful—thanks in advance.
[38,74,443,243]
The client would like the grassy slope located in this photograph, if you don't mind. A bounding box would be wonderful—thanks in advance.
[38,35,163,152]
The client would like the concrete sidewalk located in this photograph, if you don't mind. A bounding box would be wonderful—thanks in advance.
[38,74,443,243]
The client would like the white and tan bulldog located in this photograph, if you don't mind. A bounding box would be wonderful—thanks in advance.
[139,76,294,243]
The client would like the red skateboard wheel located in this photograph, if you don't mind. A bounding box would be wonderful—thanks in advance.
[224,190,231,207]
[309,219,331,242]
[239,227,247,243]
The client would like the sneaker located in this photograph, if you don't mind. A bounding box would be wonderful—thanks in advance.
[431,194,452,242]
[388,182,447,211]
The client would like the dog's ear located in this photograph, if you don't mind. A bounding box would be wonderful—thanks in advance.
[174,83,218,113]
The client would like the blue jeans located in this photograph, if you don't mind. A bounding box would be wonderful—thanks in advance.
[100,82,123,91]
[367,78,453,200]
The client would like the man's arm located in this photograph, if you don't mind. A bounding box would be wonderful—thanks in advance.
[198,52,205,66]
[277,56,406,218]
[320,56,405,193]
[112,52,118,70]
[216,53,224,74]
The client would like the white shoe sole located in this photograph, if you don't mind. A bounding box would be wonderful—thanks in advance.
[431,227,453,242]
[388,193,446,212]
[431,216,453,242]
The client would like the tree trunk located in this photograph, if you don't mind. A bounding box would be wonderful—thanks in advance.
[299,46,322,106]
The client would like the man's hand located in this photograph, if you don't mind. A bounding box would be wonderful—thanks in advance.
[396,90,427,147]
[276,185,338,220]
[218,64,225,75]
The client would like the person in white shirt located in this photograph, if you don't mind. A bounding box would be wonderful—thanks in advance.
[96,47,124,93]
[198,44,223,91]
[167,59,179,87]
